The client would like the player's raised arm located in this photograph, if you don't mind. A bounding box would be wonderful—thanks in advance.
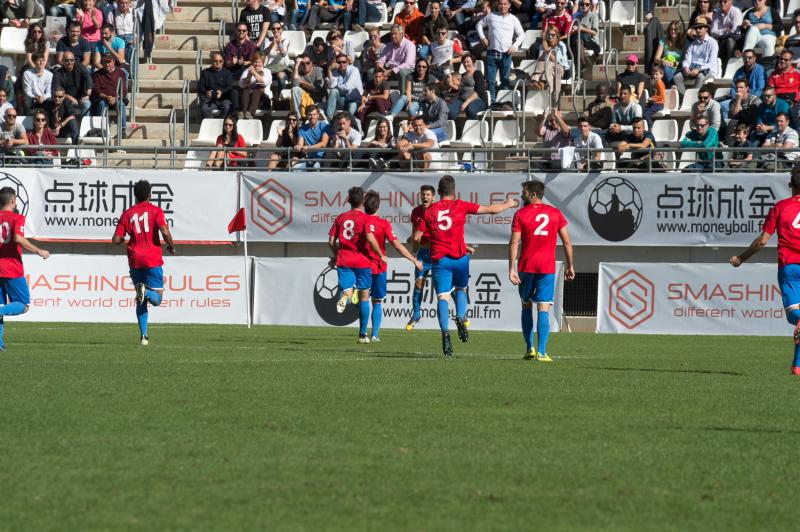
[476,197,517,215]
[730,231,771,267]
[389,237,423,271]
[14,233,49,259]
[159,223,176,255]
[558,226,576,280]
[508,230,521,285]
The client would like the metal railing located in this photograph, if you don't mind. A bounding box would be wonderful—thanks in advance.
[115,76,125,144]
[180,78,190,146]
[130,8,140,123]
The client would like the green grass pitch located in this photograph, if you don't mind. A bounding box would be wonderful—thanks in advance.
[1,322,798,531]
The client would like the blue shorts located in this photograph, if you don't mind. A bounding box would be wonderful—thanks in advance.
[338,266,371,292]
[371,272,387,300]
[778,264,800,309]
[415,248,432,279]
[0,277,30,306]
[130,266,164,289]
[518,272,555,304]
[432,255,470,295]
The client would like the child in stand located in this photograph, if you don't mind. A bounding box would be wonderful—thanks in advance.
[728,123,757,170]
[643,65,665,129]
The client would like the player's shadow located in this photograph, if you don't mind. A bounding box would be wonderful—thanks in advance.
[366,351,442,359]
[579,366,743,377]
[658,425,800,435]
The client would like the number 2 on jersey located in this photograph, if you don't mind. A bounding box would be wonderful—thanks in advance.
[131,212,150,234]
[533,213,549,236]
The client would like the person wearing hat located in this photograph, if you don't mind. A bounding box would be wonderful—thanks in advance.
[615,54,650,102]
[673,16,719,95]
[91,52,128,132]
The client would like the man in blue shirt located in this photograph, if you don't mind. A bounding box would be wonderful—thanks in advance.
[752,87,790,145]
[93,24,128,73]
[295,105,332,170]
[721,49,765,120]
[325,53,363,126]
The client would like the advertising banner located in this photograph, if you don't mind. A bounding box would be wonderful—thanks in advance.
[253,258,564,332]
[0,169,238,242]
[241,171,786,246]
[597,262,785,335]
[19,255,248,324]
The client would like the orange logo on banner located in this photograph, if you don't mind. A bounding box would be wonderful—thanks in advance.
[608,269,654,329]
[250,178,293,235]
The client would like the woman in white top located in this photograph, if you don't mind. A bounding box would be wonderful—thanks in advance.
[264,22,291,96]
[239,51,273,116]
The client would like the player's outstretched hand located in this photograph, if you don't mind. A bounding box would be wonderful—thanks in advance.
[509,270,521,285]
[328,257,336,268]
[729,256,742,267]
[466,245,476,255]
[565,266,576,281]
[38,249,50,260]
[413,259,423,271]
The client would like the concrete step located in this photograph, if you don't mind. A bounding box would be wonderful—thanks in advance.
[138,62,200,80]
[150,49,206,63]
[163,21,220,33]
[136,79,197,92]
[589,64,645,81]
[169,5,232,23]
[120,138,168,148]
[153,33,220,51]
[559,95,593,112]
[652,6,683,23]
[136,92,198,109]
[611,32,646,52]
[131,108,187,122]
[179,0,232,7]
[126,122,186,141]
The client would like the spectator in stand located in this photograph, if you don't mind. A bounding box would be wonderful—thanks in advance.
[752,87,789,144]
[571,115,603,171]
[0,108,28,166]
[377,25,417,97]
[76,0,104,43]
[239,51,272,116]
[692,85,722,130]
[653,20,685,87]
[91,53,127,130]
[291,54,325,119]
[688,0,714,39]
[391,58,430,116]
[57,22,93,68]
[358,67,391,125]
[113,0,137,65]
[538,108,571,170]
[528,27,568,108]
[606,86,642,145]
[466,0,490,56]
[294,105,331,170]
[23,52,53,115]
[760,112,799,168]
[673,17,718,95]
[330,112,362,168]
[264,22,292,96]
[198,51,235,119]
[206,116,248,169]
[265,0,286,23]
[576,0,601,61]
[420,83,449,143]
[680,114,720,170]
[530,0,549,30]
[96,0,116,23]
[642,65,665,129]
[397,115,437,170]
[421,1,449,60]
[543,0,576,55]
[509,0,531,28]
[46,88,79,145]
[741,0,782,59]
[24,23,49,72]
[360,28,385,79]
[727,123,757,170]
[239,0,271,49]
[727,78,761,143]
[306,0,347,32]
[477,0,524,103]
[785,13,800,65]
[446,54,486,119]
[710,0,742,73]
[429,26,465,80]
[444,0,475,34]
[52,51,93,117]
[305,37,331,71]
[287,0,310,29]
[720,49,764,120]
[394,0,426,50]
[586,82,613,130]
[344,0,383,32]
[268,111,301,169]
[1,0,44,28]
[25,110,59,166]
[225,24,257,80]
[326,30,356,65]
[616,118,659,171]
[616,54,649,101]
[362,118,396,169]
[326,53,363,125]
[768,50,800,108]
[0,89,14,119]
[93,23,127,72]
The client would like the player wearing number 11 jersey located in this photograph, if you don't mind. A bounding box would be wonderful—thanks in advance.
[731,167,800,374]
[413,175,517,357]
[113,180,175,346]
[508,180,574,362]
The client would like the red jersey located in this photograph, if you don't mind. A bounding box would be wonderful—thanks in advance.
[114,201,167,269]
[366,215,398,274]
[511,202,567,274]
[762,195,800,267]
[410,204,430,247]
[421,199,480,261]
[543,11,575,36]
[329,208,371,269]
[768,68,800,103]
[0,211,25,278]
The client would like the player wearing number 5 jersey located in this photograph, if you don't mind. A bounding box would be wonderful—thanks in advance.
[0,187,50,351]
[508,180,575,362]
[112,180,175,346]
[413,175,517,357]
[732,167,800,374]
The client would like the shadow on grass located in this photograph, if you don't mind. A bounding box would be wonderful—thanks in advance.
[367,352,441,359]
[661,425,800,435]
[579,366,743,377]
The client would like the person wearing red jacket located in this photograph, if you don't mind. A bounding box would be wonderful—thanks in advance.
[768,49,800,107]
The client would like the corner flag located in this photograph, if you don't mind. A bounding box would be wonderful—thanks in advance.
[228,208,246,233]
[227,207,250,327]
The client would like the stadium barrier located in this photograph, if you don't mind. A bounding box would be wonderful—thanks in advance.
[597,263,785,336]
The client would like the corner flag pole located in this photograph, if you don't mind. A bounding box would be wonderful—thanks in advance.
[243,222,250,329]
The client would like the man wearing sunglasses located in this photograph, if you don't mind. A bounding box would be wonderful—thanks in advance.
[767,50,800,108]
[691,85,721,130]
[0,108,28,165]
[291,53,325,119]
[325,53,363,126]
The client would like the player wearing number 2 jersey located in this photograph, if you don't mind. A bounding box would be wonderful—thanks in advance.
[0,187,50,351]
[732,167,800,374]
[508,180,575,362]
[113,180,175,346]
[413,175,517,357]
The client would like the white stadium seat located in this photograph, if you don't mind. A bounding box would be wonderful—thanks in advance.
[0,27,27,55]
[284,30,307,59]
[192,118,224,147]
[237,119,264,146]
[651,119,679,143]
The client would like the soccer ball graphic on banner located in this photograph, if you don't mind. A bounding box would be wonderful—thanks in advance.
[588,176,643,242]
[0,173,29,215]
[313,266,359,326]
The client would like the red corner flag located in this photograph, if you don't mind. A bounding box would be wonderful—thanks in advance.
[227,208,246,233]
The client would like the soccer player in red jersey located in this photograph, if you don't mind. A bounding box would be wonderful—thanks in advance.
[112,180,175,346]
[508,180,575,362]
[406,184,435,331]
[413,175,516,357]
[363,190,422,342]
[0,187,50,351]
[731,167,800,374]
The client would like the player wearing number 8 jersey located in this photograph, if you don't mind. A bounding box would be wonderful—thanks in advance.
[732,167,800,374]
[413,175,517,357]
[0,187,50,351]
[508,180,575,362]
[112,180,175,346]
